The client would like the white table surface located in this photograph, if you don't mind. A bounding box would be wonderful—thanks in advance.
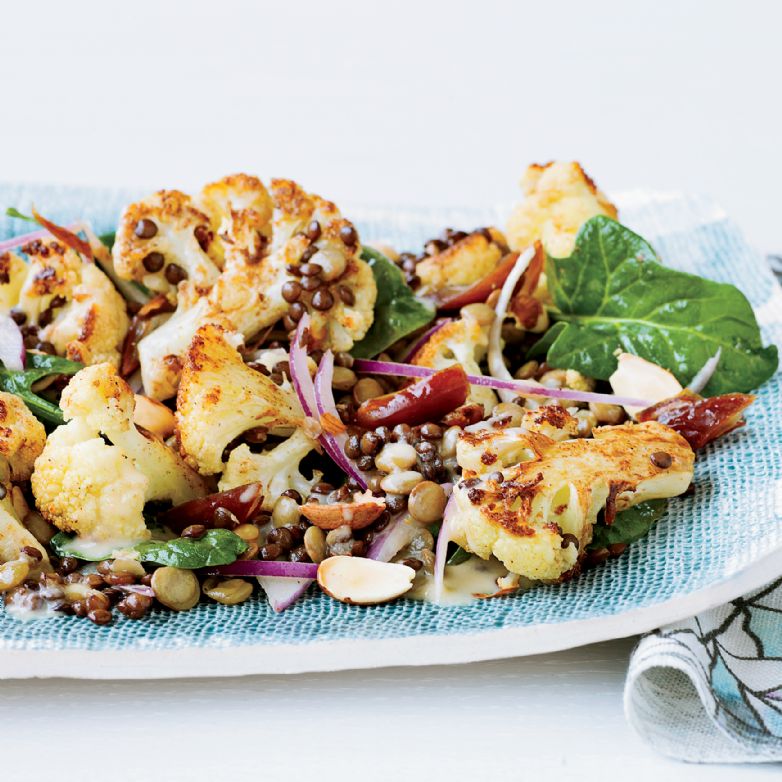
[1,0,780,777]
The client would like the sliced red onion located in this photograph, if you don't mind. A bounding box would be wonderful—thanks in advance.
[488,246,536,402]
[403,319,451,363]
[258,577,315,612]
[0,314,25,371]
[202,560,319,579]
[352,359,653,408]
[687,348,722,394]
[433,493,456,604]
[290,314,317,417]
[314,351,367,489]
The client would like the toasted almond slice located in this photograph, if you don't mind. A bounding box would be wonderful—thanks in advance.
[134,394,177,438]
[301,493,385,531]
[317,556,416,605]
[609,353,682,417]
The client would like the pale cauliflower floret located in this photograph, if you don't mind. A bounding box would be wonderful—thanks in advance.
[416,228,506,293]
[0,487,49,564]
[412,310,497,413]
[219,429,321,511]
[450,421,694,581]
[0,392,47,481]
[457,406,579,474]
[0,251,28,311]
[60,363,206,505]
[176,323,305,476]
[12,238,129,365]
[31,421,149,543]
[506,161,618,257]
[112,189,222,299]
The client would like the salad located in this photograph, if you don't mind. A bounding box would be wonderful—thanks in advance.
[0,162,776,624]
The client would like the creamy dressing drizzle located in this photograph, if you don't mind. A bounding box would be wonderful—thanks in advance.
[408,555,516,605]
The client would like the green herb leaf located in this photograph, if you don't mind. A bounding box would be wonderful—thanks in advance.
[446,545,471,566]
[351,247,435,359]
[525,321,566,360]
[98,231,116,250]
[544,216,778,395]
[0,352,83,425]
[5,207,35,223]
[588,499,668,550]
[134,530,247,568]
[52,529,248,568]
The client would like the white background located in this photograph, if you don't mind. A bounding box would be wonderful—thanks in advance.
[1,0,781,778]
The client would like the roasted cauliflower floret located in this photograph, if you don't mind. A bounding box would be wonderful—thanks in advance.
[31,363,205,542]
[219,429,321,511]
[112,189,222,299]
[176,323,305,476]
[31,422,149,543]
[412,309,497,413]
[10,238,129,365]
[61,363,206,504]
[416,228,506,293]
[506,161,618,257]
[0,488,49,565]
[457,406,579,474]
[130,176,377,399]
[0,392,46,481]
[0,251,28,311]
[450,421,694,581]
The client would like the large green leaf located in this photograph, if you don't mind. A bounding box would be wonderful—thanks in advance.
[588,499,668,550]
[544,216,778,395]
[351,247,435,359]
[0,352,83,425]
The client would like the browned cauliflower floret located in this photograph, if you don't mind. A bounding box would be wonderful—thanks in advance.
[450,421,694,581]
[0,251,28,311]
[8,238,129,365]
[112,189,222,299]
[126,175,376,400]
[416,228,507,294]
[506,161,618,257]
[0,392,46,482]
[176,323,305,476]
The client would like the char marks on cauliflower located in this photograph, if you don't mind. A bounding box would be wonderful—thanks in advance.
[449,420,694,581]
[176,323,305,476]
[0,392,47,482]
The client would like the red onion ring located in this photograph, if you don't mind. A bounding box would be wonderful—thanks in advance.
[202,560,319,579]
[0,314,25,371]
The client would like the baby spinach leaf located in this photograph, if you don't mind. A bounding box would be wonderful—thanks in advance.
[351,246,435,359]
[446,545,471,566]
[588,499,668,550]
[52,529,247,568]
[525,321,566,360]
[544,216,778,395]
[0,352,83,425]
[135,530,248,568]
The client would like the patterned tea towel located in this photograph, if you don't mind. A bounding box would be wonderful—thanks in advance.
[625,577,782,763]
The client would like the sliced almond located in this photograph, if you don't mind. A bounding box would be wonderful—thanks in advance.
[301,493,385,531]
[134,394,177,438]
[317,556,416,605]
[609,353,682,417]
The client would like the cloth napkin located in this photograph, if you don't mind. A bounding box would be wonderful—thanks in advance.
[625,257,782,764]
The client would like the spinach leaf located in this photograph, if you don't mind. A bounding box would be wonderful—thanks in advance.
[525,321,566,360]
[544,216,778,395]
[98,231,116,251]
[588,499,668,550]
[0,352,83,425]
[52,529,247,568]
[446,545,471,566]
[135,530,247,568]
[351,246,435,359]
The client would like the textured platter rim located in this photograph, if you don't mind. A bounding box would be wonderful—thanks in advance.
[2,541,782,679]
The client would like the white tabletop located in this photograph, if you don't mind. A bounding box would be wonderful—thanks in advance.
[1,1,780,777]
